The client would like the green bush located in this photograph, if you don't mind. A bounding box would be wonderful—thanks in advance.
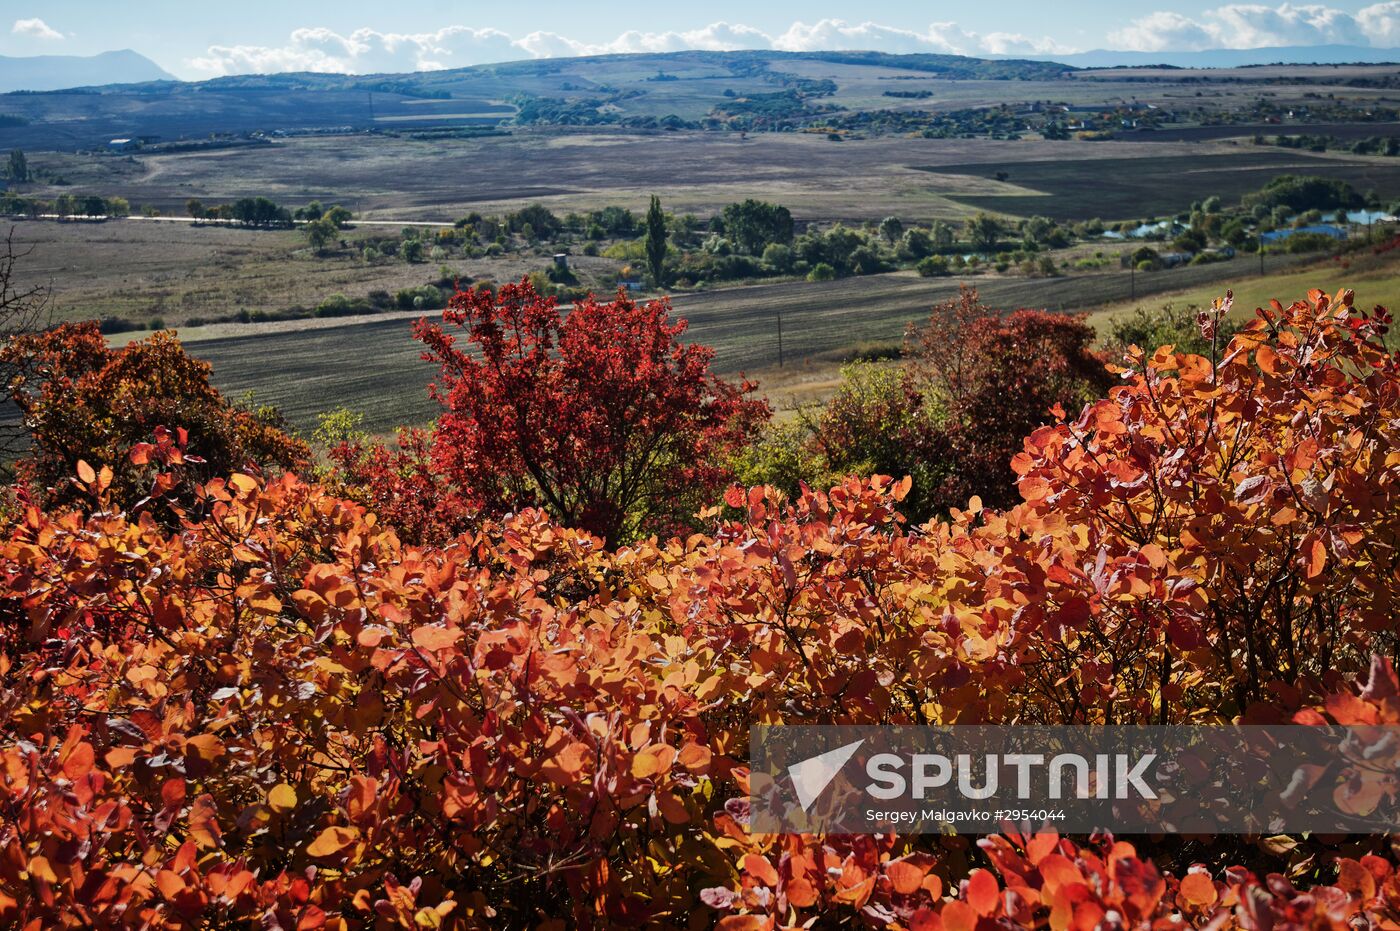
[395,285,446,311]
[1285,232,1342,254]
[807,262,837,282]
[602,239,647,261]
[917,255,951,277]
[1103,302,1241,358]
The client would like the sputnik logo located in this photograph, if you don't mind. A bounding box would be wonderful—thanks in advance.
[789,739,865,812]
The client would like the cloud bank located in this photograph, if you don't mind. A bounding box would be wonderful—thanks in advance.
[185,19,1072,75]
[185,5,1400,77]
[12,17,63,41]
[1110,2,1400,52]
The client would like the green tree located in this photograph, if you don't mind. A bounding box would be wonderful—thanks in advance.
[185,198,205,219]
[967,213,1002,252]
[6,150,27,183]
[645,195,668,289]
[324,205,353,228]
[402,239,425,263]
[230,196,291,228]
[878,216,904,244]
[901,228,934,259]
[304,217,339,254]
[721,199,793,255]
[820,225,864,275]
[591,205,637,236]
[1021,215,1054,245]
[506,204,562,240]
[762,243,795,273]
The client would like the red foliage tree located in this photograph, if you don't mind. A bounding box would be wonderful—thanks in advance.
[2,322,308,514]
[799,288,1111,521]
[906,285,1112,511]
[326,426,470,545]
[338,279,767,545]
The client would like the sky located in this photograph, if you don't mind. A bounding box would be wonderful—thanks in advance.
[4,1,1400,77]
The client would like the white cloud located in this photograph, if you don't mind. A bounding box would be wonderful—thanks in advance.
[981,32,1076,56]
[604,22,772,55]
[190,25,533,76]
[184,18,1088,77]
[1211,3,1367,46]
[1110,1,1400,52]
[12,17,63,41]
[181,7,1400,77]
[1359,1,1400,45]
[1109,12,1222,51]
[774,20,965,54]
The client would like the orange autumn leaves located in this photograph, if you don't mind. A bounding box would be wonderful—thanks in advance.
[1,286,1399,928]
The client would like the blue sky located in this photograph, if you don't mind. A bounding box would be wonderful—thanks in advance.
[6,1,1400,77]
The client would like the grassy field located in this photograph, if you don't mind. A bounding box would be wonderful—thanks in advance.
[1086,245,1400,334]
[6,219,622,325]
[924,149,1400,221]
[166,248,1321,436]
[20,130,1274,224]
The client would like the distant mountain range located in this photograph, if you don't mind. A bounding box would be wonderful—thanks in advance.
[0,50,173,93]
[1046,45,1400,69]
[0,44,1396,96]
[1,44,1399,151]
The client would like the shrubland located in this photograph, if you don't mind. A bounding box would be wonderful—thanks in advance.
[1,278,1398,929]
[737,287,1111,522]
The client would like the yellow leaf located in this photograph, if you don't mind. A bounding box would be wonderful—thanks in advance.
[27,855,58,884]
[631,744,676,780]
[268,783,297,814]
[306,825,359,858]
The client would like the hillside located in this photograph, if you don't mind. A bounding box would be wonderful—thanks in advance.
[0,49,173,93]
[0,49,1073,149]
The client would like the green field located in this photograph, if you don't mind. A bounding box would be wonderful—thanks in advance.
[1087,246,1400,334]
[924,150,1400,220]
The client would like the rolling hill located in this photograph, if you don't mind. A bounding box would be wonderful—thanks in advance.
[0,49,1074,150]
[0,49,173,93]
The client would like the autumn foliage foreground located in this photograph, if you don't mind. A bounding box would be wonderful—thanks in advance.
[2,287,1400,929]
